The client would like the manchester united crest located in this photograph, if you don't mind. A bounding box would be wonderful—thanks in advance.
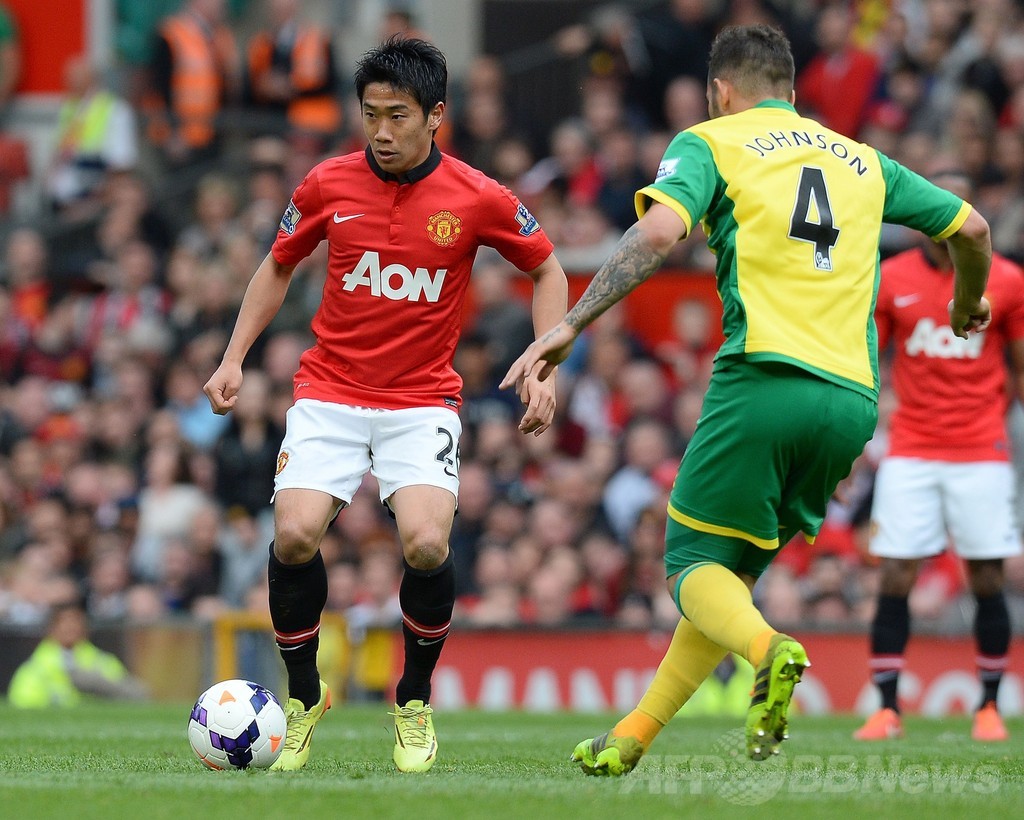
[427,210,462,246]
[276,451,290,476]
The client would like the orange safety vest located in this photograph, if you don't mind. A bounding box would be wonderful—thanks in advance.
[247,26,341,135]
[149,14,234,149]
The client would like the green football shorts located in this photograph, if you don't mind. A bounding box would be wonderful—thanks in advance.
[664,359,877,580]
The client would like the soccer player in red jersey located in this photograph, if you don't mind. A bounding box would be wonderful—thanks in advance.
[856,169,1024,743]
[204,37,568,772]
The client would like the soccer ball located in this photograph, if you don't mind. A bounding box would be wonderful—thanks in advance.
[187,679,287,770]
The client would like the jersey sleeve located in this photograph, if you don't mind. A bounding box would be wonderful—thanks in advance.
[272,167,328,265]
[997,259,1024,342]
[877,152,971,240]
[476,183,554,272]
[875,257,895,351]
[634,131,719,234]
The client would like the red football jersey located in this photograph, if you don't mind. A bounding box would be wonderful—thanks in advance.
[271,146,553,409]
[876,248,1024,461]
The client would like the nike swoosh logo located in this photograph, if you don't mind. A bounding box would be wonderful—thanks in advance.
[893,294,921,308]
[417,637,446,646]
[333,212,364,223]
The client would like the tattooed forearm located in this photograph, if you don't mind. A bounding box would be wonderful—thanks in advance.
[564,223,668,332]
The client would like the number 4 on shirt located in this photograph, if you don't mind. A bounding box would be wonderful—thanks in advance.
[789,166,840,272]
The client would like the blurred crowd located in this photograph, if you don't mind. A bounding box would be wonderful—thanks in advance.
[3,0,1024,643]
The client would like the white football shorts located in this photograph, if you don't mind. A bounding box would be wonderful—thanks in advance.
[272,399,461,505]
[869,456,1022,560]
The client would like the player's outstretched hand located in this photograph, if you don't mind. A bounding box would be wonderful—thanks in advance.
[500,321,577,397]
[204,362,243,415]
[517,363,557,436]
[948,296,991,339]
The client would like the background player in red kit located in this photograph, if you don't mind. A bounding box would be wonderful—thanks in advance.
[856,169,1024,743]
[204,37,568,772]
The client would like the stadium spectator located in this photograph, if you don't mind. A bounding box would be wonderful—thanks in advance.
[553,1,716,129]
[602,418,673,542]
[451,56,511,179]
[578,530,627,617]
[0,1,26,215]
[754,562,804,626]
[662,75,708,134]
[131,442,207,582]
[202,36,568,774]
[83,544,134,622]
[595,126,648,232]
[163,360,228,451]
[520,118,603,209]
[551,203,622,273]
[244,0,341,147]
[3,227,51,335]
[345,549,402,637]
[502,23,992,775]
[580,75,628,142]
[522,556,577,626]
[565,326,632,441]
[7,598,147,708]
[489,135,534,190]
[46,55,138,219]
[543,456,612,538]
[461,543,522,627]
[176,172,242,261]
[467,250,537,383]
[215,507,273,608]
[796,1,881,138]
[855,169,1024,744]
[447,460,495,597]
[212,368,281,517]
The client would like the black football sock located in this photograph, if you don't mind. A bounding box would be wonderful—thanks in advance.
[395,551,455,706]
[870,594,910,713]
[268,542,328,709]
[974,592,1010,709]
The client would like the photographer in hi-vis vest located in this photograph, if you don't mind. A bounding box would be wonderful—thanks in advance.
[144,0,239,166]
[244,0,341,151]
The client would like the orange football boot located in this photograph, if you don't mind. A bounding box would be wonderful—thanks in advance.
[853,707,903,740]
[972,702,1009,742]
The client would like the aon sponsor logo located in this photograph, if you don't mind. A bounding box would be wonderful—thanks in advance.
[341,251,447,302]
[904,317,984,359]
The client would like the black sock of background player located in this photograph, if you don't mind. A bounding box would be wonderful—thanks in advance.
[869,594,910,713]
[974,592,1010,709]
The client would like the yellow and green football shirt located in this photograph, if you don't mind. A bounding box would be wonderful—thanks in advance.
[637,99,970,399]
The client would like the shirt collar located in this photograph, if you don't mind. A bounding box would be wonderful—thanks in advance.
[753,99,797,113]
[364,143,442,184]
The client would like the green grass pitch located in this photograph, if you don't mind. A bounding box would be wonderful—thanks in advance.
[0,704,1021,819]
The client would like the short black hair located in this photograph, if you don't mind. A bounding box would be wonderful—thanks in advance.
[707,24,795,99]
[928,167,972,186]
[354,35,447,116]
[49,596,86,625]
[928,167,974,197]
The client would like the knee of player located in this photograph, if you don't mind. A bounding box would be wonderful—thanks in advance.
[967,559,1005,597]
[273,520,324,562]
[401,536,449,571]
[878,558,918,597]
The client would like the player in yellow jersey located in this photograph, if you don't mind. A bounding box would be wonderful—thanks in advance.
[502,23,993,773]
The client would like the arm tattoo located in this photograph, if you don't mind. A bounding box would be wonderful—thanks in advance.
[564,223,668,333]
